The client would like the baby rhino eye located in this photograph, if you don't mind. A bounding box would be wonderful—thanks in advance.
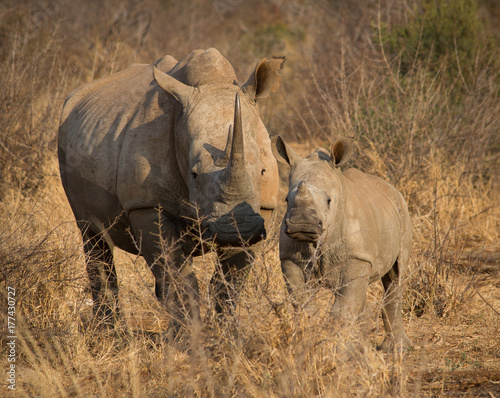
[327,198,332,207]
[261,169,266,176]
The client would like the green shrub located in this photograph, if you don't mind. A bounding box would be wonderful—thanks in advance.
[379,0,498,87]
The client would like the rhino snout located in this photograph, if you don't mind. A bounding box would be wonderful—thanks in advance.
[205,202,266,246]
[284,217,323,243]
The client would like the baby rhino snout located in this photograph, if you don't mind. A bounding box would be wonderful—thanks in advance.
[284,210,324,242]
[284,181,325,242]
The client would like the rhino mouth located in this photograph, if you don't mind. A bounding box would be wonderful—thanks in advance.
[204,203,266,247]
[285,219,323,243]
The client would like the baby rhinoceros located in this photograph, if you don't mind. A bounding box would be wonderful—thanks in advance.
[274,137,413,351]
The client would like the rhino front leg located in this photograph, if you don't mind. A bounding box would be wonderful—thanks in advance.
[79,221,120,327]
[128,209,200,340]
[329,259,370,321]
[379,260,412,351]
[280,232,319,316]
[210,248,252,316]
[281,258,320,316]
[281,258,306,297]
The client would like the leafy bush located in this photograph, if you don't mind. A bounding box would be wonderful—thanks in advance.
[379,0,498,89]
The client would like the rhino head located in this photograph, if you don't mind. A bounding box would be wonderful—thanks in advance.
[153,49,285,246]
[273,136,354,243]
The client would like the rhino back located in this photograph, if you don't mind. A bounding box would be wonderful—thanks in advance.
[58,58,183,246]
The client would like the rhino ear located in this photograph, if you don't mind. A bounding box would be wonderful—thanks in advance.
[271,135,302,168]
[153,66,196,104]
[330,137,354,167]
[243,56,286,102]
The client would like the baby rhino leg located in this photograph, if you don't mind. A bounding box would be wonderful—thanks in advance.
[329,259,370,321]
[281,258,321,316]
[380,259,413,351]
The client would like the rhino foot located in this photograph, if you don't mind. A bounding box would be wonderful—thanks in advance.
[377,333,413,352]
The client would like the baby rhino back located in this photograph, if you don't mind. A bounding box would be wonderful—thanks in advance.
[341,168,411,280]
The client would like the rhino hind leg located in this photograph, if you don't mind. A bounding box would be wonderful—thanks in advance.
[379,259,413,351]
[79,222,120,327]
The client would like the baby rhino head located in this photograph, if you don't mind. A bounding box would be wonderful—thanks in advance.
[273,137,354,243]
[285,180,327,242]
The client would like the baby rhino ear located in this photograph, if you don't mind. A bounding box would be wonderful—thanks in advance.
[330,137,354,167]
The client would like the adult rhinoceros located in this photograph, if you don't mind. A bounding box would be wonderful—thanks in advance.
[58,48,285,334]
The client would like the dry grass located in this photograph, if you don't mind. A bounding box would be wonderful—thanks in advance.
[1,0,499,396]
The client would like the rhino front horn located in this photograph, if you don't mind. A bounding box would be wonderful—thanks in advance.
[227,93,245,176]
[220,93,251,197]
[230,93,244,166]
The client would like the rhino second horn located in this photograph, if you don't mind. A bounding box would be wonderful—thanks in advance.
[215,125,233,168]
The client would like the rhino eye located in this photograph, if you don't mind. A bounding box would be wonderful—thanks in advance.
[327,198,332,207]
[261,168,266,176]
[191,172,198,180]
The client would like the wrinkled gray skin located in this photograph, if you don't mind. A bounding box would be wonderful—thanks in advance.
[274,137,413,351]
[58,48,285,335]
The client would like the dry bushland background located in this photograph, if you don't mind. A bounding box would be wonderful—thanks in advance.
[0,0,499,396]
